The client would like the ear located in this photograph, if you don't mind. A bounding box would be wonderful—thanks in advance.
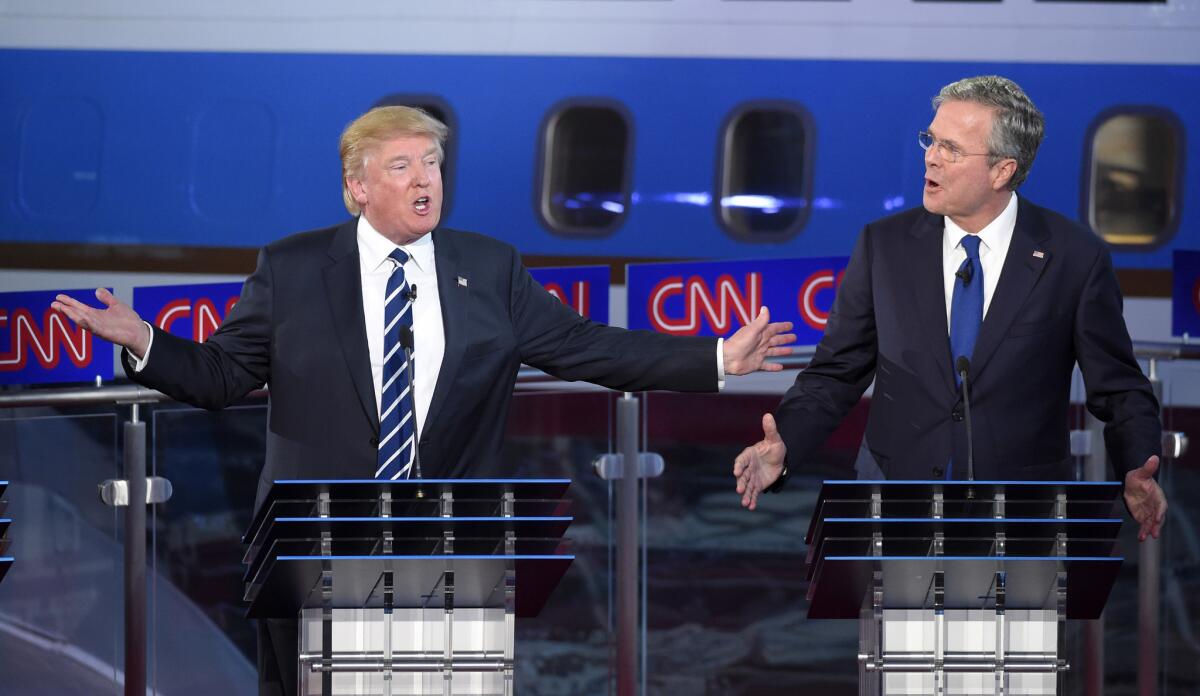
[992,159,1018,191]
[347,174,368,208]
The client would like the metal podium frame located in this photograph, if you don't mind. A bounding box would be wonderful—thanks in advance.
[0,481,11,587]
[241,479,574,696]
[805,480,1124,696]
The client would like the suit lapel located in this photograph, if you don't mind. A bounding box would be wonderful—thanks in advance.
[908,212,956,395]
[423,229,469,437]
[322,219,379,433]
[969,198,1051,380]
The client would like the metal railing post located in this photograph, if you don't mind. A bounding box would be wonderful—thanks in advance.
[124,404,147,696]
[1083,412,1107,696]
[616,394,640,696]
[1139,361,1163,696]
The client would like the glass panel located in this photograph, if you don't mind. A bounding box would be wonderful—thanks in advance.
[148,401,265,695]
[718,103,812,240]
[503,388,616,693]
[0,409,122,693]
[538,103,631,235]
[1087,111,1181,248]
[1151,362,1200,695]
[641,390,860,693]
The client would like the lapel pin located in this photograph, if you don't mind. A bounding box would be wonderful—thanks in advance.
[457,276,469,287]
[1032,250,1045,259]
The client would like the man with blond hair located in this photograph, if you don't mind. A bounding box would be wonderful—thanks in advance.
[54,105,795,695]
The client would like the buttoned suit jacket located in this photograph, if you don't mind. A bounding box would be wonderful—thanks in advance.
[774,198,1160,481]
[126,220,719,511]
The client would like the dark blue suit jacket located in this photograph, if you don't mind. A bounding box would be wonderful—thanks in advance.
[127,220,719,510]
[775,198,1160,481]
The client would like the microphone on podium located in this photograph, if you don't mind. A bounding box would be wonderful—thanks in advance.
[956,356,976,487]
[399,325,424,485]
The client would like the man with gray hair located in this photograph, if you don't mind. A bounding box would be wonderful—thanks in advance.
[733,75,1167,541]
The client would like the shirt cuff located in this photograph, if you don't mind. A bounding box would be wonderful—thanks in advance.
[131,321,154,372]
[716,337,725,391]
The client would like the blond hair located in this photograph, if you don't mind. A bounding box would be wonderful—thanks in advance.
[339,106,449,215]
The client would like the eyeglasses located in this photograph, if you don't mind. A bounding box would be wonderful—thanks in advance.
[918,131,992,163]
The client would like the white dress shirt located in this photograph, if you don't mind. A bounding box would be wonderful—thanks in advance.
[358,217,445,438]
[136,221,727,414]
[942,193,1018,332]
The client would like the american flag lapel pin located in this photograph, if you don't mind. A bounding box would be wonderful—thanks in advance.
[1032,250,1045,259]
[457,275,469,287]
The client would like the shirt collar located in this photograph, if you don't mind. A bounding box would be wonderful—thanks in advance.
[943,192,1018,256]
[356,216,435,273]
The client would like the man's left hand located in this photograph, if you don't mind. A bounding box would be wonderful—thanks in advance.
[723,307,796,375]
[1125,455,1168,542]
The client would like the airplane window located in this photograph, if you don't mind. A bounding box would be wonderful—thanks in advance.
[372,94,457,220]
[717,102,813,240]
[1085,110,1181,248]
[537,101,632,236]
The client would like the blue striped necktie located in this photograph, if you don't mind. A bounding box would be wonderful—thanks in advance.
[376,249,416,480]
[949,234,983,386]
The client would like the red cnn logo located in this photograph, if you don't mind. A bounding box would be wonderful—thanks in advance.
[543,281,590,317]
[648,273,761,335]
[797,269,845,330]
[154,297,238,343]
[0,307,92,371]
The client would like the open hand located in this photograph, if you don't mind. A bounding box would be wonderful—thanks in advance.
[723,307,796,375]
[734,413,788,510]
[52,288,150,357]
[1125,455,1168,542]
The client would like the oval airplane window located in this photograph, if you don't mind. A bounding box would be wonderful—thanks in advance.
[1084,109,1182,249]
[717,102,813,241]
[537,100,632,236]
[19,96,103,221]
[372,94,457,221]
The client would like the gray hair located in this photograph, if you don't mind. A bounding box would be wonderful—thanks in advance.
[933,76,1045,190]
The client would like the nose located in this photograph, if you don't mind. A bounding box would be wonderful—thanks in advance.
[415,166,431,187]
[924,144,941,167]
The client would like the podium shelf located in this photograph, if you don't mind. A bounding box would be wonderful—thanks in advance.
[246,554,573,620]
[0,558,10,584]
[245,479,571,542]
[808,556,1121,620]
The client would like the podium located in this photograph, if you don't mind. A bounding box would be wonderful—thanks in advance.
[242,479,574,696]
[0,481,10,586]
[805,480,1124,696]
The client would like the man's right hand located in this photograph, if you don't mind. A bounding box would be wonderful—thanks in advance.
[52,288,151,358]
[734,413,787,510]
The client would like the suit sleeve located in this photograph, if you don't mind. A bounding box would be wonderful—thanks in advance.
[774,225,878,465]
[507,248,719,393]
[123,247,274,409]
[1073,245,1161,477]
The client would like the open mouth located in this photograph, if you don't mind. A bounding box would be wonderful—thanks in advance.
[925,178,942,192]
[414,196,431,213]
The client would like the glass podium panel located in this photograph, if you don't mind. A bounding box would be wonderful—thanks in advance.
[0,407,122,694]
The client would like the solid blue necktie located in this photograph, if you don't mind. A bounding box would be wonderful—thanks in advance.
[949,234,983,386]
[376,249,416,480]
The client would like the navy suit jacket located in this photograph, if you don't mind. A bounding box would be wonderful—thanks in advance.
[775,198,1160,481]
[126,220,719,511]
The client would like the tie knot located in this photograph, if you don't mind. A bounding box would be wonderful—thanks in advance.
[388,249,409,268]
[960,234,982,260]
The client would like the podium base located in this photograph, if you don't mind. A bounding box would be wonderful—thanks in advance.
[298,608,513,696]
[860,609,1062,696]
